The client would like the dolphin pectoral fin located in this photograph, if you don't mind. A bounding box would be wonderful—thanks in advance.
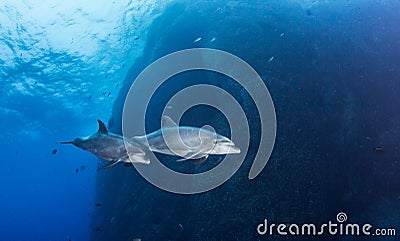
[125,142,150,164]
[192,155,208,165]
[135,154,150,164]
[98,159,122,170]
[127,153,150,165]
[175,152,204,162]
[176,158,190,162]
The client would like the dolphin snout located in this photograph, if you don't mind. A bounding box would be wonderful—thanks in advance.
[211,137,241,154]
[225,143,241,154]
[60,141,74,144]
[60,138,84,147]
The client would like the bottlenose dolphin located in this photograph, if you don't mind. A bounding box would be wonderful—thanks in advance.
[133,116,240,163]
[61,120,149,169]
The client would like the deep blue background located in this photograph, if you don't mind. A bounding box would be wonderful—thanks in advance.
[1,1,400,241]
[1,126,97,240]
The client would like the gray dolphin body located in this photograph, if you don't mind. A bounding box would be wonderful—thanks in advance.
[133,116,241,162]
[61,120,149,169]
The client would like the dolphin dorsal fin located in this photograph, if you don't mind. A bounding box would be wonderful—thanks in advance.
[97,119,108,134]
[161,116,178,128]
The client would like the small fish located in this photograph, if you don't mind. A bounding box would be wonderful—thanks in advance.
[52,149,57,155]
[15,151,17,156]
[210,37,216,42]
[88,96,92,100]
[280,33,285,37]
[105,75,108,79]
[116,83,119,88]
[178,223,184,231]
[122,64,125,68]
[80,165,87,171]
[107,92,111,97]
[134,36,140,40]
[75,168,79,173]
[132,239,141,241]
[373,146,383,153]
[95,203,103,207]
[95,227,101,232]
[268,56,274,62]
[194,37,202,43]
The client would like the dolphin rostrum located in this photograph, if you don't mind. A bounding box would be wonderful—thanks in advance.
[61,119,149,169]
[133,116,241,163]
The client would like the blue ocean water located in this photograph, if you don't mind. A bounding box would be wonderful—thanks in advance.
[1,1,166,240]
[1,1,400,241]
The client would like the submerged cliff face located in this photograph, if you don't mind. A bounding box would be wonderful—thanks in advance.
[92,2,400,240]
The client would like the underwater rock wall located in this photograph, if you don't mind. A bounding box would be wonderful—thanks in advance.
[92,2,400,240]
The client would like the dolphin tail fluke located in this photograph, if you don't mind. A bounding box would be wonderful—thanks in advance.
[60,141,74,144]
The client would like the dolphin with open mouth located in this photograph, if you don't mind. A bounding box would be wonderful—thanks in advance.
[132,116,241,163]
[61,119,150,169]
